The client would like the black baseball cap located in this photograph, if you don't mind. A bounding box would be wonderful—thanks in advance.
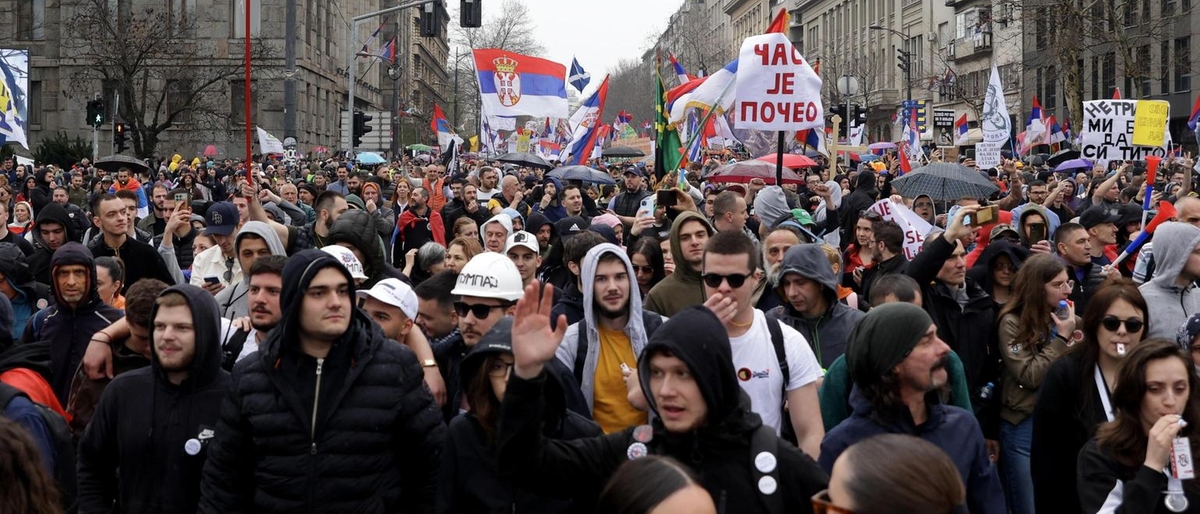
[1079,206,1120,229]
[555,216,587,239]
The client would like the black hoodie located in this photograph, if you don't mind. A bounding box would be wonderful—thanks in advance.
[199,249,444,513]
[496,306,828,513]
[837,171,879,250]
[329,209,409,288]
[77,284,230,514]
[28,202,78,285]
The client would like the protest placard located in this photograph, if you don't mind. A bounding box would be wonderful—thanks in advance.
[975,140,1004,169]
[1132,100,1170,147]
[733,32,823,131]
[866,199,933,260]
[1081,100,1168,161]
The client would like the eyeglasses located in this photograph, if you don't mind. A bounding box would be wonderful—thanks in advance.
[701,272,749,288]
[811,490,857,514]
[993,261,1017,272]
[1053,280,1076,291]
[487,359,514,378]
[1100,316,1144,333]
[453,302,506,319]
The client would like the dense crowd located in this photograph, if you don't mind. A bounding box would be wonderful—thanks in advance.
[1,148,1199,514]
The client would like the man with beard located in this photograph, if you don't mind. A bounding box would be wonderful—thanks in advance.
[68,172,89,209]
[395,187,445,259]
[345,172,364,197]
[137,184,171,238]
[441,183,490,242]
[555,244,664,434]
[326,164,351,195]
[819,302,1006,514]
[766,244,866,369]
[757,224,804,312]
[107,167,149,219]
[859,219,909,302]
[561,184,588,222]
[219,255,286,368]
[476,166,501,203]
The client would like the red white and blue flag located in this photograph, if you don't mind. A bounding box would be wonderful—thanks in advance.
[1187,95,1200,131]
[473,49,569,119]
[669,53,693,85]
[430,103,460,149]
[954,114,969,146]
[1046,115,1067,145]
[379,37,396,63]
[564,75,610,165]
[1022,96,1047,152]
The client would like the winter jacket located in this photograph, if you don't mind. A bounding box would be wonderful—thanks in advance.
[550,282,584,330]
[767,244,865,368]
[77,285,230,514]
[534,177,568,222]
[498,306,829,513]
[29,203,80,285]
[818,351,973,432]
[1077,438,1200,514]
[87,233,175,294]
[199,250,444,513]
[1031,352,1113,514]
[997,312,1071,425]
[644,212,713,317]
[1139,222,1200,339]
[330,209,404,289]
[820,388,1006,514]
[212,222,286,319]
[0,242,53,344]
[966,240,1030,308]
[859,253,909,305]
[441,197,491,243]
[21,243,122,405]
[1067,260,1108,316]
[29,168,53,214]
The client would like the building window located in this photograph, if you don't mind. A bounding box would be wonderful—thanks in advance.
[16,0,46,40]
[1103,52,1116,97]
[1165,0,1177,15]
[1125,0,1138,25]
[166,81,191,123]
[169,0,196,31]
[230,80,258,125]
[1091,56,1100,99]
[232,0,262,38]
[27,81,41,126]
[1046,65,1057,112]
[1176,37,1191,92]
[1139,45,1152,97]
[1162,42,1171,94]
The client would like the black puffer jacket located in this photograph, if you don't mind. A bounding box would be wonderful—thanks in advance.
[199,250,444,513]
[329,209,405,289]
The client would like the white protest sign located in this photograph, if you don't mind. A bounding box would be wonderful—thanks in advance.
[1081,100,1169,162]
[975,140,1004,169]
[733,32,823,131]
[866,199,934,260]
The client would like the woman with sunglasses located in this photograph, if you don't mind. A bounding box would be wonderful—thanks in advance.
[1077,339,1200,514]
[627,237,665,299]
[1031,279,1148,513]
[814,434,967,514]
[437,317,601,514]
[996,253,1078,514]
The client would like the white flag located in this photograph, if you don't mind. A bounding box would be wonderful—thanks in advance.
[981,63,1010,144]
[256,127,285,154]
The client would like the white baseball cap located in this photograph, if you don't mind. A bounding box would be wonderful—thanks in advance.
[356,278,418,320]
[320,245,368,280]
[505,230,539,254]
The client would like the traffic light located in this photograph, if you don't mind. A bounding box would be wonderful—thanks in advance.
[353,111,373,148]
[419,1,441,37]
[852,105,867,124]
[460,0,481,28]
[86,100,106,128]
[114,122,128,153]
[896,48,911,73]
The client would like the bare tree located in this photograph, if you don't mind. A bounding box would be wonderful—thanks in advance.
[62,0,276,159]
[606,57,655,130]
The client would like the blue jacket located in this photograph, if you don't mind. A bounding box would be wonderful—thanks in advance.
[820,387,1006,514]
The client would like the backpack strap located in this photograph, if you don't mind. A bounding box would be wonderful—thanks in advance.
[766,318,790,392]
[573,319,589,385]
[221,328,252,372]
[750,424,786,514]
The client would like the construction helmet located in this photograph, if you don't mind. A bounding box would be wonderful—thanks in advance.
[451,252,525,301]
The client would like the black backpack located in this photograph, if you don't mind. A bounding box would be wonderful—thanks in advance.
[0,382,77,513]
[572,311,665,385]
[221,328,253,372]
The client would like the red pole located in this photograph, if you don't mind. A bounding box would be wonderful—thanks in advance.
[244,0,253,189]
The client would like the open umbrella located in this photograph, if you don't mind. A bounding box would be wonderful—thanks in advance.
[1046,149,1080,168]
[602,146,646,158]
[407,144,433,152]
[858,153,881,162]
[95,155,150,175]
[199,144,226,158]
[756,153,818,168]
[868,142,897,151]
[496,152,553,170]
[356,152,386,165]
[705,160,804,185]
[548,165,616,185]
[890,162,999,201]
[1054,158,1093,172]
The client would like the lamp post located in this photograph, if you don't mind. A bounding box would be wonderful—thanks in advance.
[836,75,859,171]
[869,23,913,123]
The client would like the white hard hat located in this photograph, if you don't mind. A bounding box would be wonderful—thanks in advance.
[451,252,524,301]
[320,245,368,280]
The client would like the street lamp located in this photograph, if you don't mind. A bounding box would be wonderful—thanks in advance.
[869,23,913,119]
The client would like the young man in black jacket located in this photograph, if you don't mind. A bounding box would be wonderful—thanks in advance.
[501,285,828,513]
[77,284,230,514]
[199,250,443,513]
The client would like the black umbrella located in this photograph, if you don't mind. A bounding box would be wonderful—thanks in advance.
[890,162,999,202]
[602,146,646,158]
[548,165,616,185]
[94,155,150,174]
[1046,149,1081,168]
[495,152,552,170]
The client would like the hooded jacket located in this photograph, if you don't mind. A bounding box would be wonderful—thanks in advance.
[29,168,52,214]
[644,211,713,317]
[965,240,1030,308]
[1014,203,1059,248]
[26,242,122,405]
[331,209,404,289]
[28,203,80,285]
[767,244,864,368]
[497,306,827,513]
[838,172,879,250]
[199,250,444,513]
[1140,222,1200,339]
[77,284,230,514]
[213,222,287,319]
[555,244,660,416]
[438,318,601,514]
[0,242,52,344]
[535,177,568,222]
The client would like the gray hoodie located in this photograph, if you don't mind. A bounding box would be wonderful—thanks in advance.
[213,221,287,319]
[554,243,662,414]
[767,244,865,368]
[1139,222,1200,338]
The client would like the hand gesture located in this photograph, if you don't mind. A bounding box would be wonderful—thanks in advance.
[1145,414,1186,470]
[366,199,377,213]
[1030,240,1053,254]
[164,205,190,235]
[622,363,648,411]
[749,178,766,193]
[630,215,655,237]
[703,291,737,325]
[670,188,698,214]
[512,190,524,205]
[541,193,552,208]
[814,183,833,199]
[465,198,478,213]
[512,282,567,379]
[405,248,419,267]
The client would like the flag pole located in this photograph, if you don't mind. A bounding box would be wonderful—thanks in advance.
[775,131,785,186]
[244,0,253,189]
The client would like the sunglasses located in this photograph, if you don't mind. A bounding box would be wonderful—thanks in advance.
[858,209,882,221]
[811,490,856,514]
[453,302,506,319]
[1100,316,1144,333]
[701,272,749,288]
[631,264,655,274]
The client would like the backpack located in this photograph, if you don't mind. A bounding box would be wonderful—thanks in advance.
[572,311,665,385]
[0,382,77,512]
[221,328,252,372]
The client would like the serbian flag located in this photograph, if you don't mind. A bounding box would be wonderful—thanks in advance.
[1023,95,1046,151]
[1112,88,1122,99]
[954,114,969,145]
[379,37,396,63]
[473,49,568,118]
[669,54,693,84]
[564,75,610,165]
[1047,115,1067,144]
[1187,95,1200,131]
[430,103,460,149]
[897,143,913,176]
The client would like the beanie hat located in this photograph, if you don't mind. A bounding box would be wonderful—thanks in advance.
[753,186,791,229]
[362,181,380,198]
[846,302,934,386]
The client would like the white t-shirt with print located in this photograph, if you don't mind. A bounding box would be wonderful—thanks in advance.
[728,310,823,435]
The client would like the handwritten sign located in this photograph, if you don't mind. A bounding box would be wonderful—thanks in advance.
[1082,100,1168,162]
[1132,100,1170,147]
[733,32,823,131]
[975,140,1004,169]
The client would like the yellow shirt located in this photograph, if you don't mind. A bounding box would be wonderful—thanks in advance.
[592,325,648,434]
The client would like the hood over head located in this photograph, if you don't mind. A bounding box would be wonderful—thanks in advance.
[275,249,362,352]
[543,176,564,194]
[235,221,287,283]
[1015,203,1057,246]
[668,211,715,282]
[966,239,1030,291]
[581,243,647,340]
[853,170,878,195]
[638,306,747,431]
[1151,222,1200,287]
[502,208,524,228]
[484,213,513,238]
[32,202,77,246]
[148,284,225,388]
[0,243,35,291]
[525,212,555,241]
[329,209,387,280]
[777,244,838,306]
[49,242,98,307]
[753,186,791,230]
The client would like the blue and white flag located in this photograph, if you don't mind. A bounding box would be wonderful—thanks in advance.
[568,57,591,93]
[0,51,30,151]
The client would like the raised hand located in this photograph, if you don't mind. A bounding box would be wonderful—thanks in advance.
[512,282,566,379]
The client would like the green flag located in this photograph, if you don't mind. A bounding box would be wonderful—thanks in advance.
[655,73,682,177]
